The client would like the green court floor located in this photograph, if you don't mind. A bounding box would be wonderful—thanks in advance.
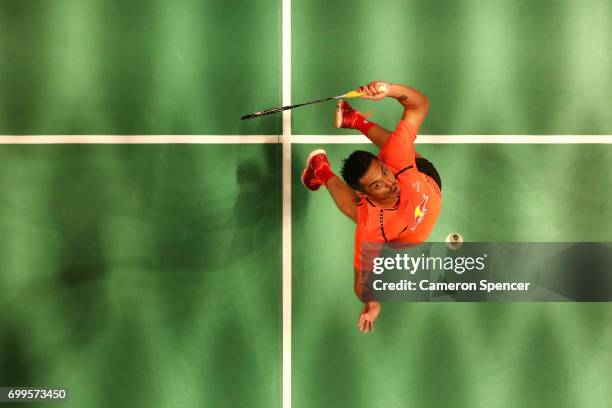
[0,0,281,135]
[0,145,281,407]
[293,0,611,135]
[1,0,611,407]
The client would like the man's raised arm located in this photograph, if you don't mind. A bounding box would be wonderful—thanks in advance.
[388,83,429,134]
[357,81,430,142]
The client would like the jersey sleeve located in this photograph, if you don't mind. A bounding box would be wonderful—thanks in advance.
[378,119,417,173]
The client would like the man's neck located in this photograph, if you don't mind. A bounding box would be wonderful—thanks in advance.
[370,196,400,209]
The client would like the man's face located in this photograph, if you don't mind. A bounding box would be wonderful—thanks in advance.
[359,158,400,202]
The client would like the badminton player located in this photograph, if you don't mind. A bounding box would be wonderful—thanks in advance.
[301,81,442,333]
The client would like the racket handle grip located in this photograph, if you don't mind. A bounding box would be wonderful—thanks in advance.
[344,90,363,98]
[344,84,388,98]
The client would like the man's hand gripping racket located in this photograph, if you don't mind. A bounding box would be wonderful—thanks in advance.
[240,81,389,120]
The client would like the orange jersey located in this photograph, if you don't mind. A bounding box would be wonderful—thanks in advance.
[354,120,442,270]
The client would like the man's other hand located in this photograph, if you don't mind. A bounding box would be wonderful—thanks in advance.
[357,301,381,333]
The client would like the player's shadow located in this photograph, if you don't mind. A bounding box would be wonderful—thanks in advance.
[227,144,310,256]
[225,150,284,323]
[198,153,287,406]
[228,159,277,257]
[229,144,296,248]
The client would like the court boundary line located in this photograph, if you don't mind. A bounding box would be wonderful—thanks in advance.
[281,0,292,406]
[290,135,612,144]
[1,135,611,144]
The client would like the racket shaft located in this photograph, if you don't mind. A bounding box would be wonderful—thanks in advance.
[241,90,362,120]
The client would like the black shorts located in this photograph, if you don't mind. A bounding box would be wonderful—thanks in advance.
[416,158,442,191]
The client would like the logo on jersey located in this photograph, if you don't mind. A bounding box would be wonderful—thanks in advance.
[409,194,429,231]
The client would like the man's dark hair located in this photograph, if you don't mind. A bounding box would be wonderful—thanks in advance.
[341,150,378,192]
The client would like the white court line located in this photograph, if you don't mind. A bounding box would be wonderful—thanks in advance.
[291,134,612,144]
[0,135,280,144]
[281,0,292,406]
[1,134,611,144]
